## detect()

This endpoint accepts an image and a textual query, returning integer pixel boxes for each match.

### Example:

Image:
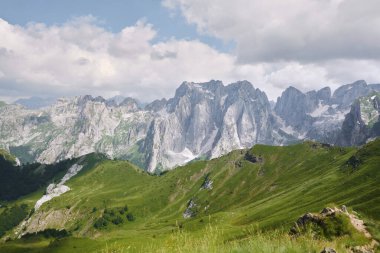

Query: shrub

[94,218,108,229]
[126,213,135,221]
[94,206,133,229]
[112,216,123,225]
[321,213,352,239]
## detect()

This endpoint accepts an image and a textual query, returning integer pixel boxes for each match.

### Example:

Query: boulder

[321,247,336,253]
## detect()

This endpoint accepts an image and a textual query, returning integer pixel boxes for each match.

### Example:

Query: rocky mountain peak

[76,95,106,107]
[2,79,380,172]
[332,80,370,107]
[274,86,307,126]
[145,98,168,112]
[316,87,331,102]
[174,80,223,97]
[119,97,139,111]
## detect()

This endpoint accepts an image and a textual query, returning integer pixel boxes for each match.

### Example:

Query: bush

[321,214,352,239]
[112,216,123,225]
[126,213,135,221]
[93,206,133,229]
[94,218,108,229]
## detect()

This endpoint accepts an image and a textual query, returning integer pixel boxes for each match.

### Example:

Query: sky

[0,0,380,102]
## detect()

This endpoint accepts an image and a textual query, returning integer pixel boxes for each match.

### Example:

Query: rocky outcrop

[292,206,378,253]
[321,248,336,253]
[201,174,213,190]
[183,199,198,219]
[35,164,83,210]
[291,206,350,235]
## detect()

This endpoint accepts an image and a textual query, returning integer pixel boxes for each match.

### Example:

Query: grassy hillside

[0,152,107,201]
[0,140,379,252]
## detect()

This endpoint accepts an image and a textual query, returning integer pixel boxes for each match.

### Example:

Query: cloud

[0,13,380,104]
[163,0,380,63]
[0,17,238,101]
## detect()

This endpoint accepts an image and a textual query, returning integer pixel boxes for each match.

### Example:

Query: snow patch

[281,125,297,135]
[220,95,228,105]
[166,148,197,168]
[15,157,21,166]
[34,164,83,210]
[308,102,330,117]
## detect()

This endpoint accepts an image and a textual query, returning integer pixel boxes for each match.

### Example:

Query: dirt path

[349,213,372,238]
[348,212,379,252]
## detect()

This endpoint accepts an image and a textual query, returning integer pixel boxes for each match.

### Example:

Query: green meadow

[0,139,379,252]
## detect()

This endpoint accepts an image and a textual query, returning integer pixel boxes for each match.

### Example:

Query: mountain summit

[0,80,379,172]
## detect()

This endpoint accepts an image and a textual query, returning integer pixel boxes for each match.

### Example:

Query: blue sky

[0,0,379,102]
[0,0,232,52]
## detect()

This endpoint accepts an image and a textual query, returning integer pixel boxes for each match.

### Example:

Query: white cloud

[163,0,380,63]
[0,12,380,103]
[0,17,238,101]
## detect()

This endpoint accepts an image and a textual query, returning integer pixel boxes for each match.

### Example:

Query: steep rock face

[332,80,373,108]
[0,96,153,164]
[274,80,380,143]
[0,80,287,172]
[142,80,286,172]
[1,80,380,172]
[274,85,335,140]
[336,93,380,146]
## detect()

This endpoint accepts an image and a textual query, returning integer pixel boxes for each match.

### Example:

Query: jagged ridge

[0,80,380,172]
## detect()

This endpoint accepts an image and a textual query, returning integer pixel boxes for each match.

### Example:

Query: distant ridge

[0,80,379,172]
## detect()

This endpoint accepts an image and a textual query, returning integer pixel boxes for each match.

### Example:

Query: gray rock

[336,93,380,146]
[1,80,380,173]
[320,207,335,216]
[351,246,374,253]
[201,175,213,190]
[183,199,197,219]
[321,247,337,253]
[332,80,371,108]
[275,80,380,145]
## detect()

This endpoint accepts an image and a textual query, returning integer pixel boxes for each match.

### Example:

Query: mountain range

[0,80,379,172]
